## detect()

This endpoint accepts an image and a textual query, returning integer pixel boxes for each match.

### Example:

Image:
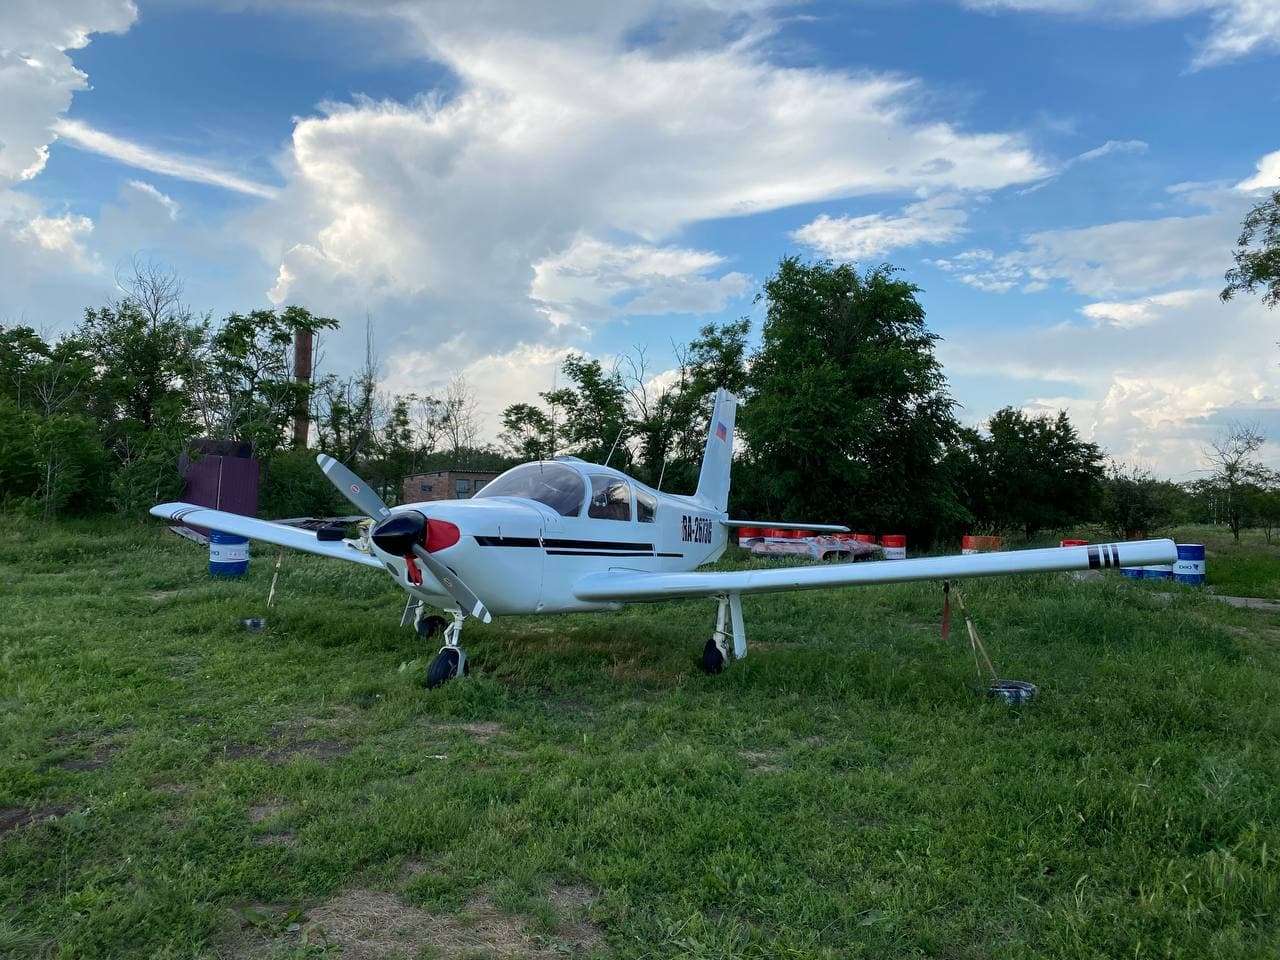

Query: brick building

[401,469,501,504]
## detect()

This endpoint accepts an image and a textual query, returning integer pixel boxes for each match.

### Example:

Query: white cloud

[125,180,179,219]
[1079,288,1202,328]
[244,13,1046,373]
[52,119,279,198]
[791,195,970,261]
[943,288,1280,475]
[1238,149,1280,191]
[19,212,98,271]
[935,180,1251,297]
[958,1,1280,69]
[530,236,751,330]
[0,0,137,182]
[1071,139,1149,165]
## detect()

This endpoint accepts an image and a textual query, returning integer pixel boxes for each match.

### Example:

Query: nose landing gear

[426,610,469,689]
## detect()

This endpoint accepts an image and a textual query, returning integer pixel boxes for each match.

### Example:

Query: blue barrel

[209,530,249,577]
[1174,543,1206,586]
[1120,567,1144,579]
[1142,564,1173,581]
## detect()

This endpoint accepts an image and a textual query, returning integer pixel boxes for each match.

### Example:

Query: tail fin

[694,388,736,512]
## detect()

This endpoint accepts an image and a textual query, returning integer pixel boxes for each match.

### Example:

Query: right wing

[151,502,384,570]
[574,539,1177,603]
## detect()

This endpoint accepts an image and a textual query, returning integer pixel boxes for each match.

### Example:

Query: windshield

[473,462,585,516]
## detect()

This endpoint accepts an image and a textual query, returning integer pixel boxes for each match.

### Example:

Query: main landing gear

[700,593,747,674]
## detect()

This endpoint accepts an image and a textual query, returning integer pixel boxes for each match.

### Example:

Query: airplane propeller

[316,454,491,623]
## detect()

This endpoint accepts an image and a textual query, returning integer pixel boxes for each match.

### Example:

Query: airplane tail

[693,388,737,513]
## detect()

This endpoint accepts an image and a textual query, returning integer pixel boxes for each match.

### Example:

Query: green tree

[195,306,338,455]
[736,258,965,540]
[1204,421,1267,542]
[499,402,556,461]
[1222,191,1280,309]
[983,407,1103,541]
[1098,462,1178,539]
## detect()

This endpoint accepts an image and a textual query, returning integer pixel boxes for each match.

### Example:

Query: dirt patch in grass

[248,802,286,822]
[418,719,505,743]
[0,803,73,834]
[49,741,119,772]
[251,833,296,847]
[219,739,352,764]
[228,887,607,959]
[740,750,784,774]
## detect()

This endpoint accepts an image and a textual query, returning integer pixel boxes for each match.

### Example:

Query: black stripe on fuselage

[473,536,541,548]
[1087,546,1100,569]
[544,538,653,551]
[546,549,655,557]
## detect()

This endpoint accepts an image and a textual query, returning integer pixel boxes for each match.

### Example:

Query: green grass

[2,518,1278,958]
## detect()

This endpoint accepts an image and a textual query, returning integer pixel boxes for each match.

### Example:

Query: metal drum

[1174,543,1206,586]
[881,534,906,560]
[209,529,250,577]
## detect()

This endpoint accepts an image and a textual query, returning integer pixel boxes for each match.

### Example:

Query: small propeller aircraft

[152,389,1178,687]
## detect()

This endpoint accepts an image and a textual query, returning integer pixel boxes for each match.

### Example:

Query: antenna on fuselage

[603,424,626,468]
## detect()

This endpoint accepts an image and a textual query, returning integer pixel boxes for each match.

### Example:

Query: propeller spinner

[316,454,491,623]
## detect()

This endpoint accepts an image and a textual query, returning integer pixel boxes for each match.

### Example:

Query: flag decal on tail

[715,421,728,441]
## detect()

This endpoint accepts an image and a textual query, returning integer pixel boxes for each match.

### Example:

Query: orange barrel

[766,528,788,539]
[853,533,877,543]
[963,535,1002,554]
[1060,538,1088,547]
[737,526,764,543]
[792,529,814,539]
[881,534,906,560]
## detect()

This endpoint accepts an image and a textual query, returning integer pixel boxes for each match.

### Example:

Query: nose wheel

[425,611,468,689]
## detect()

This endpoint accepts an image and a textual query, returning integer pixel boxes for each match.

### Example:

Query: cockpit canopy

[474,462,586,516]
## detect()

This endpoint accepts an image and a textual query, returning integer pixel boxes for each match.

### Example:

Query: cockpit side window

[473,462,585,516]
[635,487,657,523]
[588,475,632,521]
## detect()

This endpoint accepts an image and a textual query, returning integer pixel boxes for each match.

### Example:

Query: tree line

[2,234,1278,544]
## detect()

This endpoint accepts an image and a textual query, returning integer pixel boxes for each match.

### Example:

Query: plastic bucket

[1174,543,1206,586]
[209,530,249,577]
[881,534,906,560]
[1060,538,1088,548]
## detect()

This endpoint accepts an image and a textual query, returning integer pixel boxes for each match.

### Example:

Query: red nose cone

[425,518,460,552]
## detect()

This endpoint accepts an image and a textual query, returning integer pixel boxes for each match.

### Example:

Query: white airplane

[152,389,1178,687]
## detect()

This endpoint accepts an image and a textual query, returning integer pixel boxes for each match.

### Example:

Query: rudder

[694,388,736,512]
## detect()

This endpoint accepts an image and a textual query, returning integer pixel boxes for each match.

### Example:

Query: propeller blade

[411,544,492,623]
[317,453,391,519]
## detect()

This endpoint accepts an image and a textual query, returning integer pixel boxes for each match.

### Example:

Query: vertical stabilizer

[694,388,736,512]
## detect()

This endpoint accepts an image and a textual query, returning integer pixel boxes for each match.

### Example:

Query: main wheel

[426,647,466,688]
[416,615,448,639]
[700,637,726,675]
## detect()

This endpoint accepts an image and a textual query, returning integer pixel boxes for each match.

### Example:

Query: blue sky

[3,0,1279,477]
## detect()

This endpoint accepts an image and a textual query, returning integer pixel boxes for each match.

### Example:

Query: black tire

[416,615,447,639]
[700,637,725,675]
[426,648,465,688]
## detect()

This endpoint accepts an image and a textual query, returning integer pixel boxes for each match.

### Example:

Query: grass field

[2,519,1278,959]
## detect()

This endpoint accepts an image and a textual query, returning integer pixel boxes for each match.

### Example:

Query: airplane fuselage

[371,459,728,616]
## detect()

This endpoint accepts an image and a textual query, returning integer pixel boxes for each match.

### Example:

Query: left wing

[151,502,384,570]
[574,539,1177,602]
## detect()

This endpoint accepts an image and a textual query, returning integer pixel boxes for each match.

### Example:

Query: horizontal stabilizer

[573,539,1177,603]
[724,520,850,533]
[151,502,384,570]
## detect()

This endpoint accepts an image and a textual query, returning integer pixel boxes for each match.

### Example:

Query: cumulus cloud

[0,0,136,182]
[943,288,1280,474]
[959,0,1280,68]
[1238,149,1280,191]
[791,195,970,261]
[241,6,1047,405]
[530,237,752,331]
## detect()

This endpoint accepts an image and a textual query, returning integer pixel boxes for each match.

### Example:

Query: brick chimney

[292,328,314,448]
